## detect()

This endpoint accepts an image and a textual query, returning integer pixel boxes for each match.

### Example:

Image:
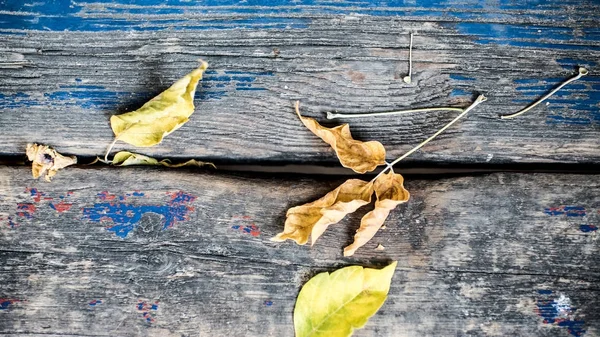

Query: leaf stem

[104,138,119,163]
[403,32,414,84]
[501,67,588,120]
[372,94,487,181]
[326,107,463,120]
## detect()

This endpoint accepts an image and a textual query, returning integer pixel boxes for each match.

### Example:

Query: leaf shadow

[101,59,168,119]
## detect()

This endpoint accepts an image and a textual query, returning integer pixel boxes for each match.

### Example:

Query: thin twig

[372,94,487,181]
[501,67,588,120]
[326,107,463,120]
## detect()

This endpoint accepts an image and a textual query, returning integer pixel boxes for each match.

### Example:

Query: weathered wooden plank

[0,167,598,336]
[1,1,599,166]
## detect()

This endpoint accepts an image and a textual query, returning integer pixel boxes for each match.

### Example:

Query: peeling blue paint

[579,224,598,233]
[449,74,476,81]
[544,206,586,217]
[535,292,586,337]
[511,74,600,126]
[450,88,472,97]
[82,191,196,238]
[0,69,273,110]
[2,0,599,33]
[557,58,597,70]
[455,22,600,51]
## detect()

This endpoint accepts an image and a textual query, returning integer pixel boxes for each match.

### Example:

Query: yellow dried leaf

[344,172,409,256]
[110,151,215,169]
[294,101,386,174]
[112,151,159,166]
[161,159,216,169]
[26,143,77,182]
[294,262,397,337]
[272,179,373,245]
[109,60,208,148]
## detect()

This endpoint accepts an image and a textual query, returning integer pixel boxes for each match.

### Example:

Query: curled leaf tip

[294,101,386,174]
[274,179,374,246]
[26,143,77,182]
[344,172,409,256]
[108,151,215,169]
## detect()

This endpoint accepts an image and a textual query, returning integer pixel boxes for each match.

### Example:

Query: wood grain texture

[0,166,598,336]
[1,0,599,166]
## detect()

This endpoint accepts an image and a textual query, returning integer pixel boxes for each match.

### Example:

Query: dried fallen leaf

[106,60,209,157]
[344,172,409,256]
[294,262,397,337]
[112,151,159,166]
[375,244,385,251]
[272,179,373,245]
[161,159,216,169]
[110,151,215,169]
[295,101,386,174]
[26,143,77,182]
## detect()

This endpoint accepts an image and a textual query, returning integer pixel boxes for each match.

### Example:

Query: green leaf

[294,262,397,337]
[110,151,215,169]
[106,60,208,158]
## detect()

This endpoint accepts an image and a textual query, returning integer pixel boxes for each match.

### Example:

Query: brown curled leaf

[110,151,215,169]
[26,143,77,182]
[294,101,386,174]
[272,179,374,245]
[344,172,410,256]
[108,60,208,151]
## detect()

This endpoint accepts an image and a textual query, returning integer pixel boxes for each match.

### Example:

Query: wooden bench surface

[1,1,600,336]
[1,0,599,166]
[0,168,598,336]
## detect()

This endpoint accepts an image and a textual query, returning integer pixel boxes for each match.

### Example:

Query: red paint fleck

[98,191,117,201]
[17,203,36,218]
[51,201,72,213]
[26,188,45,202]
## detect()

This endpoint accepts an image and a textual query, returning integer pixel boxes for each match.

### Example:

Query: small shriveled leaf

[272,179,373,245]
[344,172,410,256]
[294,262,397,337]
[26,143,77,182]
[161,159,216,169]
[110,151,215,169]
[112,151,159,166]
[294,101,386,174]
[109,60,208,148]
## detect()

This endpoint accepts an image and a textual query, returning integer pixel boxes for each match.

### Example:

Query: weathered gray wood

[0,167,598,336]
[1,1,599,166]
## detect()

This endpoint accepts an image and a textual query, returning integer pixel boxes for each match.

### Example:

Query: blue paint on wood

[82,191,196,238]
[449,74,476,81]
[535,292,586,337]
[556,58,597,70]
[0,92,40,109]
[511,74,600,126]
[546,116,592,126]
[0,69,273,110]
[449,88,472,97]
[558,320,587,337]
[544,206,586,217]
[455,22,600,51]
[2,0,599,33]
[579,224,598,233]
